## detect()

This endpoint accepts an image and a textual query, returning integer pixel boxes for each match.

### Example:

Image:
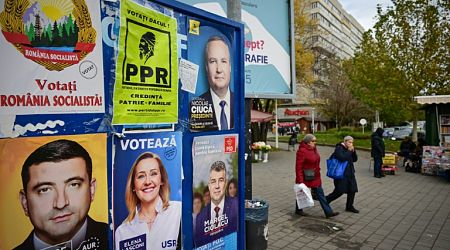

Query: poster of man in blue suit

[188,20,235,132]
[192,134,239,249]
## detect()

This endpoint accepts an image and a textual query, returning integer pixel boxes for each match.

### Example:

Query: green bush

[340,126,354,132]
[337,131,371,140]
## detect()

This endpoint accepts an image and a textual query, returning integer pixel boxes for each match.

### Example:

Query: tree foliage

[294,0,315,86]
[347,0,449,124]
[315,55,372,128]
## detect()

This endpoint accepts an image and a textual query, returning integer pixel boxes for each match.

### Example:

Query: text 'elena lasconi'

[120,136,177,150]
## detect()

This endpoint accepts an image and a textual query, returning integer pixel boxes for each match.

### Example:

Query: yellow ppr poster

[113,0,178,124]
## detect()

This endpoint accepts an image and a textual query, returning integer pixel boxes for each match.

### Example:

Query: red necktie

[214,206,220,227]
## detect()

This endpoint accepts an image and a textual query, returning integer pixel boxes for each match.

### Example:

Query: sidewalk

[251,143,450,250]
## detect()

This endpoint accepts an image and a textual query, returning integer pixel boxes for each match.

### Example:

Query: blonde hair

[125,152,170,222]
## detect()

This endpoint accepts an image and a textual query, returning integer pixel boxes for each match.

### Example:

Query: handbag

[303,169,315,181]
[293,183,314,209]
[326,155,348,180]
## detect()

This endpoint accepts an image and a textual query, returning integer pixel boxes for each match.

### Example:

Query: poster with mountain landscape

[0,0,105,115]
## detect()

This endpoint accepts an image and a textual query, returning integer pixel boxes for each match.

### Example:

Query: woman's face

[307,137,317,148]
[133,158,162,204]
[344,140,354,148]
[228,182,237,197]
[193,197,202,215]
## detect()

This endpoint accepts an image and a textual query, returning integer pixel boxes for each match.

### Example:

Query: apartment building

[297,0,365,102]
[283,0,365,132]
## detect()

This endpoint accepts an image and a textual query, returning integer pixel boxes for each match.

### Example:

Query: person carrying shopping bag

[326,136,360,213]
[295,134,339,218]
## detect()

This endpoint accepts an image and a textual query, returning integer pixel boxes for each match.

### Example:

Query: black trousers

[326,190,355,209]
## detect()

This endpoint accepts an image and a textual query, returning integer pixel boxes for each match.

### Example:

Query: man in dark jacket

[371,128,385,178]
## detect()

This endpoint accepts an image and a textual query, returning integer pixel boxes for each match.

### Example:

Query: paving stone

[253,144,450,250]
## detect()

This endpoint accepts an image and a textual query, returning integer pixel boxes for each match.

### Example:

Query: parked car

[391,127,412,140]
[383,127,395,138]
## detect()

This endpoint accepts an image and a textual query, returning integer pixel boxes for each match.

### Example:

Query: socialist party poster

[0,0,105,115]
[192,134,239,249]
[113,131,182,250]
[113,0,178,125]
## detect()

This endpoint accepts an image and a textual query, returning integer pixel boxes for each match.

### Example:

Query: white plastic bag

[294,183,314,209]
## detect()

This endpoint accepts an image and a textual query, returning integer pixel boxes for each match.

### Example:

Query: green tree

[26,24,35,42]
[348,0,449,126]
[293,0,315,88]
[316,55,372,128]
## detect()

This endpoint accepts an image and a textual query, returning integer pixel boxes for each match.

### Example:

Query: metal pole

[275,100,279,148]
[312,108,315,133]
[226,0,251,200]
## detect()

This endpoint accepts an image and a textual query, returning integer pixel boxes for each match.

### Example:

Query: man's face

[133,158,162,204]
[205,40,231,96]
[208,169,226,205]
[139,39,154,60]
[20,158,95,245]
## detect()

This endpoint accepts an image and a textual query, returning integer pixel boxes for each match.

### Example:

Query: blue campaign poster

[192,134,239,249]
[113,131,182,250]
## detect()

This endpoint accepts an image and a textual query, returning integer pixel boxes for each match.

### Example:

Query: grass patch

[268,132,401,152]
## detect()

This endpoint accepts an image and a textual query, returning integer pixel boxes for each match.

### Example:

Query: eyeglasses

[311,140,317,142]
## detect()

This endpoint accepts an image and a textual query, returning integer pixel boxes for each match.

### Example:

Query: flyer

[192,134,239,249]
[113,0,178,125]
[0,133,108,250]
[0,0,105,115]
[187,18,235,132]
[113,131,182,250]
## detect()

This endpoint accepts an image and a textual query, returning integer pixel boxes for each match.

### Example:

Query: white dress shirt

[210,88,231,130]
[115,197,181,250]
[210,197,225,220]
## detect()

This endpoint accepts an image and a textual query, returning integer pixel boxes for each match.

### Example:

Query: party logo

[0,0,96,71]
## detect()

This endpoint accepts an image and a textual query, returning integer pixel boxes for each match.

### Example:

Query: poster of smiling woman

[0,133,108,250]
[113,131,182,250]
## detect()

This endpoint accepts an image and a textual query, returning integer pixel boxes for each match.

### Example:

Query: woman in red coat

[295,134,339,218]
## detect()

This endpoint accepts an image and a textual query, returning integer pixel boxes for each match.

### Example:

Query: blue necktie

[219,100,228,130]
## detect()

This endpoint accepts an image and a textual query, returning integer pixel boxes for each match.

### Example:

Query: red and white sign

[224,136,237,153]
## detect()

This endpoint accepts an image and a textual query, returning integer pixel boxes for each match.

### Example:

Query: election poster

[181,0,293,98]
[0,0,105,115]
[192,134,239,249]
[113,0,178,125]
[187,19,235,132]
[113,131,182,250]
[0,133,108,250]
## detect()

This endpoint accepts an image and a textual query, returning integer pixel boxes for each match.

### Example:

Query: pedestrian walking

[288,132,298,151]
[326,136,359,213]
[371,128,385,178]
[295,134,339,218]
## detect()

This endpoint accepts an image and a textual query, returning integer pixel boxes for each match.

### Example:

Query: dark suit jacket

[199,89,234,130]
[14,216,108,250]
[194,196,238,247]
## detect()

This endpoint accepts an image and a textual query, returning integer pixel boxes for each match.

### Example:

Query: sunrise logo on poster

[122,18,172,88]
[0,0,96,71]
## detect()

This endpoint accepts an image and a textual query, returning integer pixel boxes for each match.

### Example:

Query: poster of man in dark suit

[189,33,235,132]
[0,135,108,250]
[194,160,238,248]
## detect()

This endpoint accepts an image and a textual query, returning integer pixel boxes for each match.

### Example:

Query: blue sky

[340,0,393,30]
